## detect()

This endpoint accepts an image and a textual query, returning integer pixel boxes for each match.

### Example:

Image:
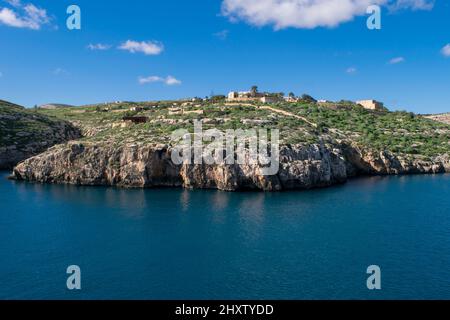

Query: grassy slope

[0,101,71,147]
[36,100,450,160]
[276,102,450,158]
[0,99,25,110]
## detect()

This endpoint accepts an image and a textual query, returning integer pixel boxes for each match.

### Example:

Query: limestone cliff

[11,142,449,191]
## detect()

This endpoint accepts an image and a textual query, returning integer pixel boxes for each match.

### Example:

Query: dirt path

[224,103,317,127]
[257,105,317,127]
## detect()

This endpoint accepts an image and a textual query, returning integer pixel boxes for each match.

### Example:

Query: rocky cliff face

[11,142,449,191]
[0,104,82,169]
[342,143,450,175]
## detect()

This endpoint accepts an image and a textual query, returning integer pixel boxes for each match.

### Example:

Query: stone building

[227,90,282,103]
[356,100,385,111]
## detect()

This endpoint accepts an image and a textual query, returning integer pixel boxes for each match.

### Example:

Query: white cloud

[118,40,164,55]
[389,0,434,11]
[346,67,357,74]
[214,29,229,40]
[0,7,29,28]
[24,4,49,23]
[165,76,182,85]
[441,44,450,57]
[221,0,434,30]
[139,75,181,86]
[87,43,111,50]
[389,56,405,64]
[5,0,22,7]
[0,2,51,30]
[139,76,163,84]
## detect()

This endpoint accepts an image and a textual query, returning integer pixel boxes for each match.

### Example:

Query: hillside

[11,99,450,191]
[0,99,25,109]
[35,100,450,160]
[38,103,76,110]
[0,101,81,169]
[424,113,450,125]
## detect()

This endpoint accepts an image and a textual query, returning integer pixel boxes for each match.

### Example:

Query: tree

[250,85,258,97]
[301,94,317,103]
[288,92,296,98]
[211,95,226,103]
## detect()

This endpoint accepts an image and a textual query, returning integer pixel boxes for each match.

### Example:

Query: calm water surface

[0,171,449,299]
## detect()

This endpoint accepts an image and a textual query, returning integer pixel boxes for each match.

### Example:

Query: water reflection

[236,193,267,243]
[209,192,231,224]
[179,189,191,212]
[209,192,231,212]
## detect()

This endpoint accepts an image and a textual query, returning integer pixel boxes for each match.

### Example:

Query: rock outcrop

[11,142,449,191]
[0,103,81,169]
[341,143,449,175]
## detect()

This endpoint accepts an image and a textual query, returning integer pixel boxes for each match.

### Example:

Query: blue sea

[0,171,449,300]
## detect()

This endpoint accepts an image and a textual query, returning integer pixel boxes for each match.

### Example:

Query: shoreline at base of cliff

[10,142,450,192]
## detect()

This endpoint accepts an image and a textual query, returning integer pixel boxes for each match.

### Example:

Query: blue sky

[0,0,449,113]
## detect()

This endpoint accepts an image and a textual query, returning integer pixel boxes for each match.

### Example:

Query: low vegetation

[33,99,450,159]
[0,102,74,147]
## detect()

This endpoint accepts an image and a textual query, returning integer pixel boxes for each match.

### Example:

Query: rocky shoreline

[10,142,450,191]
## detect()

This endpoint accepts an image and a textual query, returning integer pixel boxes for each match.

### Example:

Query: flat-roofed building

[356,100,385,111]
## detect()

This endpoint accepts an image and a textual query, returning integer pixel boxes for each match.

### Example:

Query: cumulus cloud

[87,43,111,50]
[221,0,434,30]
[118,40,164,55]
[139,75,181,86]
[441,44,450,57]
[0,1,51,30]
[0,8,24,28]
[388,57,405,64]
[165,75,182,85]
